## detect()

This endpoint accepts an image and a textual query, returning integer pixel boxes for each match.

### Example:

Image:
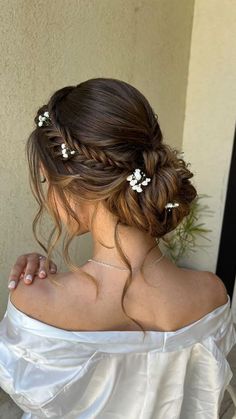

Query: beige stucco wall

[1,0,235,320]
[179,0,236,276]
[177,0,236,320]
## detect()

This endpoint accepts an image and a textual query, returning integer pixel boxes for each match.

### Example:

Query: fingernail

[50,269,56,273]
[39,270,46,278]
[8,281,16,289]
[25,274,32,282]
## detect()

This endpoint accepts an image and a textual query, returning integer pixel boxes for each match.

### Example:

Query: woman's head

[27,77,196,235]
[26,77,197,337]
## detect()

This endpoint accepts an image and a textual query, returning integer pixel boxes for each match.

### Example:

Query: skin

[7,168,228,332]
[8,202,163,288]
[8,169,163,290]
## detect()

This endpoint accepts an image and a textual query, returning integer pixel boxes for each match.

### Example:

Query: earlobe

[39,163,49,183]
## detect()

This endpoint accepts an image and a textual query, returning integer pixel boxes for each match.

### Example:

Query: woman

[1,77,236,418]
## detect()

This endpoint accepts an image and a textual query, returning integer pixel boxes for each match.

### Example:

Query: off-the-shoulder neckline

[7,294,231,335]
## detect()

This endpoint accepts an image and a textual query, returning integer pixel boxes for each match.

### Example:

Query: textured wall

[0,0,194,319]
[180,0,236,279]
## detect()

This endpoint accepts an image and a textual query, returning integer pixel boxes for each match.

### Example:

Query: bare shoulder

[9,270,95,329]
[204,270,228,305]
[195,270,228,310]
[9,273,54,320]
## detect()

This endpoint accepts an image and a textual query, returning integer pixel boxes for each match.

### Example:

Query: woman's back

[9,255,228,333]
[75,257,228,333]
[2,262,235,419]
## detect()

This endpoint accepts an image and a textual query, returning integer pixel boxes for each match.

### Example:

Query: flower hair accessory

[38,111,51,127]
[165,202,179,213]
[126,168,151,193]
[61,143,76,159]
[37,110,76,159]
[165,202,179,209]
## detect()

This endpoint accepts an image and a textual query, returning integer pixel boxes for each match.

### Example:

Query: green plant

[161,194,214,264]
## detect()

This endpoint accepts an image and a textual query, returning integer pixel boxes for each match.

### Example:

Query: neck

[91,226,162,270]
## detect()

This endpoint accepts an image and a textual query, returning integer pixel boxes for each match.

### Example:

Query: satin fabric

[0,294,235,419]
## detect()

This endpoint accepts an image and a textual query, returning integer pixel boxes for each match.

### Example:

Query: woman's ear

[40,176,47,183]
[39,164,48,182]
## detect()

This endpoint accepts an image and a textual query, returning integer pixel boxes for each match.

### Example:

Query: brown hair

[26,77,197,341]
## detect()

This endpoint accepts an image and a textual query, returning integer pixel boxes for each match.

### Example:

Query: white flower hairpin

[61,143,76,159]
[126,168,151,193]
[126,168,180,211]
[38,111,51,127]
[165,201,179,213]
[165,202,179,209]
[37,110,77,159]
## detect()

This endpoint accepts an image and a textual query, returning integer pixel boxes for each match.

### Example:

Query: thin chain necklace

[87,244,165,272]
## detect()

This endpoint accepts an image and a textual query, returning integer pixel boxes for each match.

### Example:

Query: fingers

[8,254,28,289]
[23,254,57,283]
[8,253,57,290]
[23,253,41,285]
[38,256,57,279]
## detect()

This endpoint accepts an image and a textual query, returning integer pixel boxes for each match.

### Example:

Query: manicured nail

[50,268,56,273]
[8,281,16,289]
[25,274,32,282]
[39,270,46,278]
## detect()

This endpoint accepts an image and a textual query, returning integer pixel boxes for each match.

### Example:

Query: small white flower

[132,184,142,192]
[135,173,142,180]
[165,202,179,209]
[38,111,50,127]
[59,143,76,159]
[127,169,152,193]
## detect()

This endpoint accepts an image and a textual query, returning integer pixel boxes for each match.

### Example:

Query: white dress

[0,293,235,419]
